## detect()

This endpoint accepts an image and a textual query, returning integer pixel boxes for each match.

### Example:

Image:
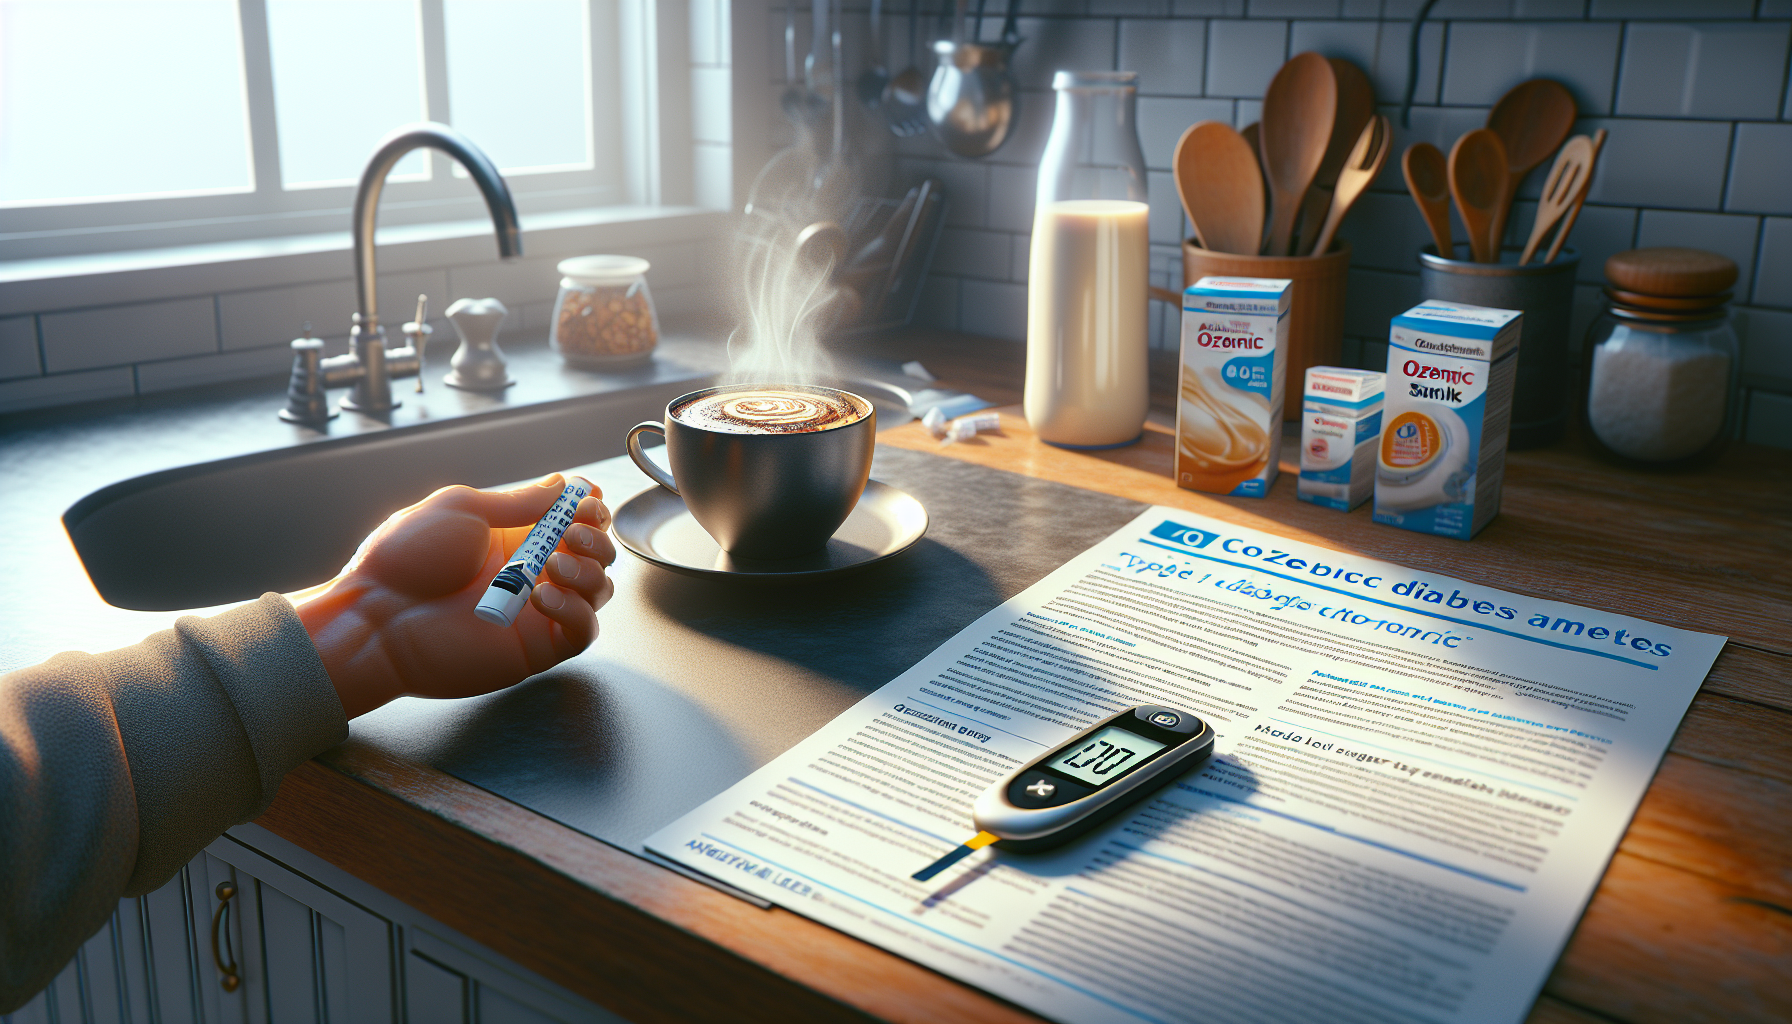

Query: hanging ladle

[924,0,1021,158]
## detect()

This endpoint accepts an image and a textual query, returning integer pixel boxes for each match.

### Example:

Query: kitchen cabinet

[5,830,625,1024]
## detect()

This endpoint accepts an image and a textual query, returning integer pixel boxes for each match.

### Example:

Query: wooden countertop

[258,329,1792,1024]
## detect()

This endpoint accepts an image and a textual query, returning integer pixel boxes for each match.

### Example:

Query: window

[0,0,623,260]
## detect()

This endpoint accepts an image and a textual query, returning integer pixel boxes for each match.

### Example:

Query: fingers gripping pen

[474,478,592,627]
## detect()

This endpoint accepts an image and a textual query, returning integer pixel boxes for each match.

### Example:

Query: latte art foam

[673,387,867,434]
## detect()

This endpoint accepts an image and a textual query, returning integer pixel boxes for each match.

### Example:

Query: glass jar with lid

[550,255,659,368]
[1582,247,1740,466]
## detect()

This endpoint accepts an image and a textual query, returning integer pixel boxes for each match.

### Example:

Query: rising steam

[725,210,852,385]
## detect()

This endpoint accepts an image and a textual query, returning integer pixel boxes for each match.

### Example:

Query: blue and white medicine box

[1374,301,1523,540]
[1298,367,1385,511]
[1177,276,1293,498]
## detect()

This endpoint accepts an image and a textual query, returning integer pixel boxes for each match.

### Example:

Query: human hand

[289,474,617,718]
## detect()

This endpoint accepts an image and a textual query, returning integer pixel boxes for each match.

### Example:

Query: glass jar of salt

[1582,248,1740,466]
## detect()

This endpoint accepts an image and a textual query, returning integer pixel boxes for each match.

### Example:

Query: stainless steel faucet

[282,123,522,423]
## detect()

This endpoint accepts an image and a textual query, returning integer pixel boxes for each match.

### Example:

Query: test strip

[474,477,592,627]
[911,830,999,883]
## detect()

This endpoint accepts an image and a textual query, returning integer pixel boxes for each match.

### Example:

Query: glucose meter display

[1046,727,1168,787]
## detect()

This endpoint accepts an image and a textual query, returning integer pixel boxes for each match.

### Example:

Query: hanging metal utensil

[884,2,929,137]
[924,0,1021,158]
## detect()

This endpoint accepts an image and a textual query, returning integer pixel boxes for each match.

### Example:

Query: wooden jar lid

[1605,247,1738,297]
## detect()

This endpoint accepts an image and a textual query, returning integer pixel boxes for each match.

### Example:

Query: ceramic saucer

[613,480,928,581]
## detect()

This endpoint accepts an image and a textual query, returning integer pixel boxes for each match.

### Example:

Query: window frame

[0,0,631,262]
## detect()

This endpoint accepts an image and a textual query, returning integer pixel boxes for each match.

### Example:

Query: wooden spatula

[1449,129,1509,263]
[1310,115,1389,258]
[1297,58,1375,256]
[1487,78,1577,247]
[1260,53,1336,256]
[1543,128,1607,265]
[1174,121,1266,256]
[1403,142,1454,258]
[1519,134,1595,265]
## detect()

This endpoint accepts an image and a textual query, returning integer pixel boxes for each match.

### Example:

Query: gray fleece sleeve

[0,593,347,1013]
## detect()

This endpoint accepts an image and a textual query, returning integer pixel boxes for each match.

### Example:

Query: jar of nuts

[550,255,660,368]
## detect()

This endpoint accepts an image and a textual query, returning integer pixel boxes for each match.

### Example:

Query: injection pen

[474,476,593,627]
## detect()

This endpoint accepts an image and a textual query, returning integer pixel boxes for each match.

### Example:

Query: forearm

[0,595,346,1011]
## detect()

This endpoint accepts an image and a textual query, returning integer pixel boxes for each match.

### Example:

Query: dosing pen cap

[474,582,531,627]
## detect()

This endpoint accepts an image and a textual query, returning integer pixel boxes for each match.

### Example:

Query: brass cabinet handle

[210,881,241,992]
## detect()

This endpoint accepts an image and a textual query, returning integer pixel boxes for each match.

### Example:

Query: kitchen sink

[64,379,706,611]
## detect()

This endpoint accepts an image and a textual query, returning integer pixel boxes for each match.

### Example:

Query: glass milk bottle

[1025,71,1150,448]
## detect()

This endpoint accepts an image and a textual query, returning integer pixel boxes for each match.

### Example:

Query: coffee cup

[625,384,876,559]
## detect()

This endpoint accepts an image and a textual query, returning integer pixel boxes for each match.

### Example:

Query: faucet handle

[279,326,340,424]
[402,294,433,393]
[443,297,515,391]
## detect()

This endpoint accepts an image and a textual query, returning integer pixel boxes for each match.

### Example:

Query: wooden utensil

[1403,142,1454,257]
[1544,128,1606,265]
[1486,78,1576,249]
[1309,115,1389,259]
[1449,129,1509,263]
[1297,58,1375,257]
[1259,52,1336,256]
[1519,134,1595,265]
[1174,121,1265,256]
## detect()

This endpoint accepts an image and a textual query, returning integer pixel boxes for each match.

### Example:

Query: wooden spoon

[1486,78,1576,248]
[1403,142,1454,257]
[1544,128,1607,265]
[1519,134,1595,265]
[1174,121,1265,256]
[1259,52,1336,256]
[1310,115,1389,258]
[1450,129,1509,263]
[1297,58,1375,256]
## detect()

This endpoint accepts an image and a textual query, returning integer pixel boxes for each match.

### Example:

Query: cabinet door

[401,930,623,1024]
[202,839,397,1024]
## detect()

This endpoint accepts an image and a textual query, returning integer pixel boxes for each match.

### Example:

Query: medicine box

[1176,276,1292,498]
[1374,300,1522,540]
[1298,367,1384,511]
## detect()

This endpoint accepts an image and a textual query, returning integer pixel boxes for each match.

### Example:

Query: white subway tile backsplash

[1287,20,1376,85]
[1138,97,1235,169]
[988,164,1039,233]
[1148,170,1186,245]
[1233,98,1264,128]
[1120,19,1208,97]
[1590,0,1755,17]
[959,280,1027,341]
[1174,0,1245,15]
[219,279,353,352]
[1745,389,1792,448]
[914,275,960,330]
[1249,0,1340,17]
[1726,123,1792,216]
[1337,191,1437,272]
[40,297,218,374]
[1636,209,1760,300]
[991,89,1055,169]
[931,228,1015,280]
[0,316,39,380]
[0,367,135,414]
[446,258,567,310]
[1372,104,1491,194]
[1512,0,1585,17]
[135,345,294,395]
[1556,204,1639,284]
[1753,218,1792,308]
[1739,306,1792,387]
[1205,20,1289,98]
[1012,234,1033,282]
[1010,17,1117,93]
[1584,118,1731,209]
[1442,22,1622,114]
[1616,22,1791,121]
[1362,19,1443,107]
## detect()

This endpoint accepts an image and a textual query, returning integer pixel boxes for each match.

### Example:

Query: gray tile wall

[797,1,1792,449]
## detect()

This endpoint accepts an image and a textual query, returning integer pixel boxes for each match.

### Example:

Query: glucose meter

[912,705,1214,881]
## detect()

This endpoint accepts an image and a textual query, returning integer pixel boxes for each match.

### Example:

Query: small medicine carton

[1176,276,1292,498]
[1374,300,1522,540]
[1298,366,1385,511]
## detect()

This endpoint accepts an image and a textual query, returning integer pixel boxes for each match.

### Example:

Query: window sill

[0,204,727,317]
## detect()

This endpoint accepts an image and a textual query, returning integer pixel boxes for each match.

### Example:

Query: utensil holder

[1419,245,1579,449]
[1179,239,1351,422]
